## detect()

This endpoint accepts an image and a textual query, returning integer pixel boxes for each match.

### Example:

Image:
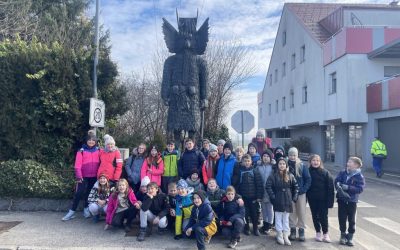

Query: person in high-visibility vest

[370,137,387,178]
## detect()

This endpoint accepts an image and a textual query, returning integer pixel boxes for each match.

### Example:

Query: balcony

[366,75,400,113]
[323,26,400,65]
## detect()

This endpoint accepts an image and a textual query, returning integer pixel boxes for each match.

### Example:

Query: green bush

[0,160,74,199]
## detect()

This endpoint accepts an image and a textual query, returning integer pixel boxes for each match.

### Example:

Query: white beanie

[256,129,265,138]
[141,176,151,187]
[103,134,115,145]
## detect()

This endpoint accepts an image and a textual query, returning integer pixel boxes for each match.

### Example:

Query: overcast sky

[90,0,388,141]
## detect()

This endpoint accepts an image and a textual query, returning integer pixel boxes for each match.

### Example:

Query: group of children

[62,129,365,249]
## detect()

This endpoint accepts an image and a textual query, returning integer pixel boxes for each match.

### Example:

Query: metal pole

[92,0,100,135]
[241,110,244,148]
[93,0,100,99]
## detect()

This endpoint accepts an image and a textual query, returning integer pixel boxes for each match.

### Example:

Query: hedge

[0,159,74,199]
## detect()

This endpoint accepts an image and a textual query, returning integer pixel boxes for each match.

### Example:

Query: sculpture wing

[195,18,209,55]
[162,18,179,53]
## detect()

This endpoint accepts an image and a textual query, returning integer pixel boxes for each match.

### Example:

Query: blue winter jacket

[288,160,311,195]
[125,154,145,185]
[185,199,214,231]
[250,153,261,166]
[215,154,236,190]
[334,169,365,203]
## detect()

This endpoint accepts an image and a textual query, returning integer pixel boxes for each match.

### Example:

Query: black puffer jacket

[266,172,298,213]
[141,192,169,218]
[178,149,205,179]
[307,167,334,208]
[232,164,264,200]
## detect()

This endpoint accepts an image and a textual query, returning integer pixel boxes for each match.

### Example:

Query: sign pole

[92,0,100,136]
[241,110,244,148]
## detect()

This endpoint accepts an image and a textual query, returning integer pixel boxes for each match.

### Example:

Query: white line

[328,217,399,250]
[364,217,400,236]
[306,200,375,208]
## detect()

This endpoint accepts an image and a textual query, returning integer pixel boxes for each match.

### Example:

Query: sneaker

[289,228,296,241]
[298,228,305,241]
[62,210,75,221]
[228,239,238,248]
[323,233,332,243]
[137,228,146,241]
[83,207,91,218]
[340,233,348,245]
[315,232,323,242]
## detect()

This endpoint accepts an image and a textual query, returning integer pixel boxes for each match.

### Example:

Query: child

[137,182,169,241]
[174,179,194,240]
[205,178,225,212]
[273,146,286,162]
[125,143,147,192]
[215,142,236,190]
[287,147,311,241]
[247,143,261,166]
[97,134,123,184]
[217,139,226,157]
[87,173,111,223]
[234,146,244,163]
[136,176,151,205]
[167,182,178,231]
[202,144,220,185]
[256,150,274,234]
[232,154,263,236]
[201,139,210,159]
[306,154,334,243]
[62,133,100,221]
[218,186,245,249]
[186,168,204,191]
[161,141,179,193]
[104,178,140,231]
[141,145,164,187]
[334,157,365,247]
[184,190,217,250]
[266,157,299,245]
[251,129,272,154]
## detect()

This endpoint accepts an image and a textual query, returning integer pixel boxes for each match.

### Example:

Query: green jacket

[162,149,179,177]
[370,139,387,157]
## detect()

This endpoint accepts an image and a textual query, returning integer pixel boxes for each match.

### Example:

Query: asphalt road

[0,176,399,250]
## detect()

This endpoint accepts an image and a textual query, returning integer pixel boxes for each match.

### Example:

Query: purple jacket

[334,169,365,203]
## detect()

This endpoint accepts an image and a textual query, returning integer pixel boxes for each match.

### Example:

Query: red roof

[286,2,400,44]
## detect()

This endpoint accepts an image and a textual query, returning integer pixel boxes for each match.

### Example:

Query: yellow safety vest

[370,140,387,157]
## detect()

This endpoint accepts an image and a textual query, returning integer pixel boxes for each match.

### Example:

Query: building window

[282,31,286,46]
[300,45,305,63]
[274,69,278,83]
[384,66,400,77]
[329,72,337,94]
[290,89,294,108]
[291,53,296,70]
[259,107,262,119]
[302,85,308,103]
[276,129,291,138]
[282,96,286,111]
[268,104,271,115]
[348,125,363,158]
[267,131,273,138]
[282,62,286,77]
[270,74,273,86]
[275,100,279,113]
[325,125,335,162]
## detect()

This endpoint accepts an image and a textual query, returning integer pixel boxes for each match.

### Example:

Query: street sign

[89,98,105,127]
[231,110,254,133]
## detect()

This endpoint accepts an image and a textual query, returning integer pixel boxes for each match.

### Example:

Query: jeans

[71,177,97,211]
[261,202,274,224]
[372,157,383,175]
[275,212,290,233]
[221,218,245,239]
[191,226,207,250]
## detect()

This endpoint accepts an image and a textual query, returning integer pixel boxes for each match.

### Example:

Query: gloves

[292,194,298,203]
[341,184,349,191]
[220,220,229,226]
[174,234,183,240]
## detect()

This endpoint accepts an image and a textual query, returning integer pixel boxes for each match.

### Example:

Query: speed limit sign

[89,98,105,127]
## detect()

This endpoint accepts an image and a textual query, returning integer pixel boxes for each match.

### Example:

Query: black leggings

[71,177,97,211]
[111,206,138,227]
[338,200,357,234]
[308,199,329,234]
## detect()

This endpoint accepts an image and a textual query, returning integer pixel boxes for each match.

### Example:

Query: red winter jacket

[106,188,138,225]
[74,147,100,179]
[140,155,164,186]
[97,149,123,181]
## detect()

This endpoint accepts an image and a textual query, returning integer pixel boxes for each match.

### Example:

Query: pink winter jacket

[74,147,100,179]
[140,156,164,186]
[106,188,138,225]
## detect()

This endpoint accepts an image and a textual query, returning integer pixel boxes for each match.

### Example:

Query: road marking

[364,217,400,235]
[328,217,399,250]
[306,200,375,208]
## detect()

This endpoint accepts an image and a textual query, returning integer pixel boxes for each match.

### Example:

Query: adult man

[370,137,387,178]
[178,139,205,180]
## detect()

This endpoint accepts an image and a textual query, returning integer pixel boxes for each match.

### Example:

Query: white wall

[344,9,400,27]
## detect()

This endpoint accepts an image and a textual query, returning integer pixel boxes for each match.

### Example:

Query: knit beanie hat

[103,134,115,145]
[217,139,226,146]
[209,144,217,152]
[223,142,233,151]
[256,129,265,138]
[193,190,207,202]
[177,179,189,189]
[140,176,151,187]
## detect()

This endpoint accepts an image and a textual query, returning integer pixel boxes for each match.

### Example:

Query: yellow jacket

[370,139,387,157]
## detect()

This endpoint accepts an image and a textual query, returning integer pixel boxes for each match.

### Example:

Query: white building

[258,3,400,173]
